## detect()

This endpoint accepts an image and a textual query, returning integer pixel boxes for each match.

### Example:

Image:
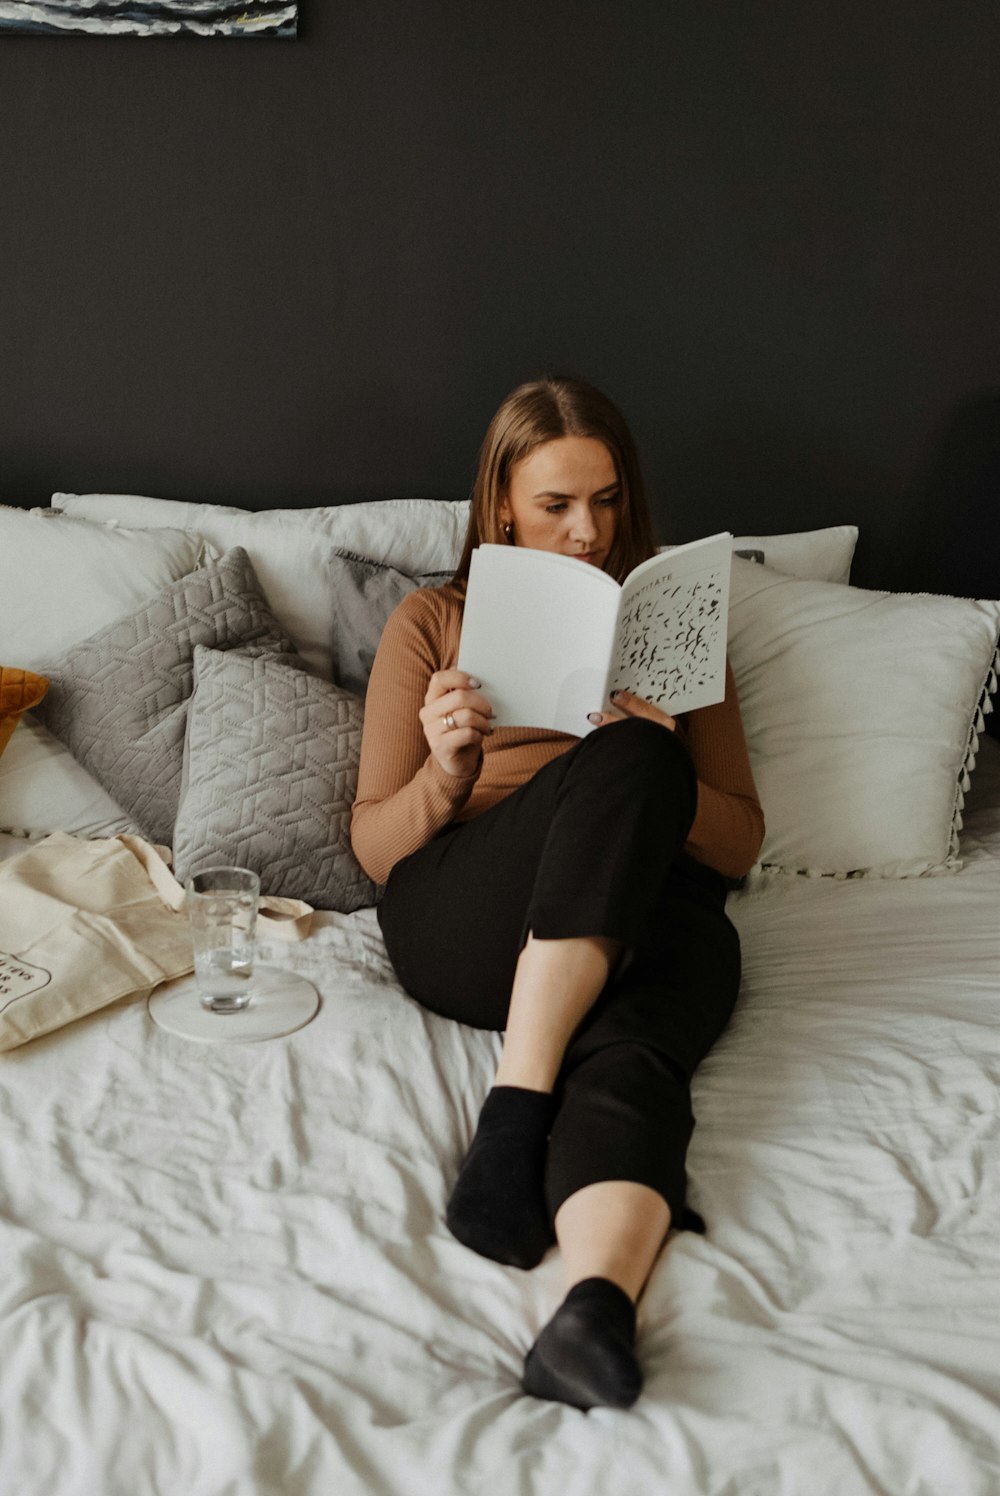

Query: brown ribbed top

[351,585,765,886]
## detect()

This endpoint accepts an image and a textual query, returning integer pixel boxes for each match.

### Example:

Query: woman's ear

[498,495,512,525]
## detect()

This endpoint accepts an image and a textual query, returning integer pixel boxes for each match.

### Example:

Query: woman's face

[499,435,620,568]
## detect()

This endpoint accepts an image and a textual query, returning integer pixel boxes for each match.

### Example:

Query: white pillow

[0,508,212,839]
[52,493,470,574]
[661,526,857,584]
[0,717,135,839]
[0,507,212,673]
[728,559,1000,877]
[50,494,471,677]
[731,525,857,584]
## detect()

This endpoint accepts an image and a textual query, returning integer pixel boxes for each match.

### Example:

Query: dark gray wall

[2,2,999,593]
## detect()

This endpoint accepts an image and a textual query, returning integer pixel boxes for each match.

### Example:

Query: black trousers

[377,718,742,1226]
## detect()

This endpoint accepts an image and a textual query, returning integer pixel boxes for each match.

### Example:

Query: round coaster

[148,965,320,1044]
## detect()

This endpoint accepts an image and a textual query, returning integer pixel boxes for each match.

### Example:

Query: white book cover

[457,532,732,734]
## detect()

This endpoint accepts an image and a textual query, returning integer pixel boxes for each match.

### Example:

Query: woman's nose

[569,505,598,541]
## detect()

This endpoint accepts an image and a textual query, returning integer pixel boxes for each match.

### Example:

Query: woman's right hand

[420,670,495,778]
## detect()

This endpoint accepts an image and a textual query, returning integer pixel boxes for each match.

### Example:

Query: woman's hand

[587,687,677,733]
[420,670,496,778]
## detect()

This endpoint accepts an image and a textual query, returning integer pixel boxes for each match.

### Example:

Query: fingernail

[610,689,624,701]
[468,677,481,689]
[587,712,603,724]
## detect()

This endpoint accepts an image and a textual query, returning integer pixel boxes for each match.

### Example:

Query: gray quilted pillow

[35,548,294,845]
[329,551,454,698]
[172,647,377,913]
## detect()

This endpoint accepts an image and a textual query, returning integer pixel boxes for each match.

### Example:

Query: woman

[351,376,764,1412]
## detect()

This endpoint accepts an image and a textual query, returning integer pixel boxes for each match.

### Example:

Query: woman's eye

[598,494,621,508]
[545,503,568,514]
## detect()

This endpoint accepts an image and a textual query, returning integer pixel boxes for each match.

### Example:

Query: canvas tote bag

[0,832,313,1052]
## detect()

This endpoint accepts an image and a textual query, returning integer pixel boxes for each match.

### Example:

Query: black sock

[445,1085,557,1269]
[522,1277,642,1411]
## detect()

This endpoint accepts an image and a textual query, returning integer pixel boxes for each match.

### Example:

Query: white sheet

[2,745,1000,1495]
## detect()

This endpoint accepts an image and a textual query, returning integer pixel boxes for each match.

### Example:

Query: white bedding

[3,746,1000,1495]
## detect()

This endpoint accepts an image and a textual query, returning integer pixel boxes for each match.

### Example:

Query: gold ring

[443,712,457,731]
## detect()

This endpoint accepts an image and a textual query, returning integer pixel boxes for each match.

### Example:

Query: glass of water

[186,866,260,1013]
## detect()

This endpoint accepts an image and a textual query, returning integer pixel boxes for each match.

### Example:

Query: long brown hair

[452,376,658,586]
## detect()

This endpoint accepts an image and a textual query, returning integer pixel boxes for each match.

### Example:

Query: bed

[1,495,999,1495]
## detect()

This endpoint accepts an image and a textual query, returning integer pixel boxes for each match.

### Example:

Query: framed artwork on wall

[0,2,297,36]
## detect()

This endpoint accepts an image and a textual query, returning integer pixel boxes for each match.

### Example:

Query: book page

[457,546,619,733]
[606,532,732,714]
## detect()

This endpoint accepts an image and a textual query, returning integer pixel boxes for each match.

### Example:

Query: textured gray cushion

[172,647,377,912]
[35,548,294,845]
[330,551,453,697]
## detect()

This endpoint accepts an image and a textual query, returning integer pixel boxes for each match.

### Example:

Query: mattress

[2,743,1000,1495]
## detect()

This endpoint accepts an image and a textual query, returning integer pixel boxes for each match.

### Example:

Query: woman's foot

[522,1277,642,1410]
[445,1086,556,1269]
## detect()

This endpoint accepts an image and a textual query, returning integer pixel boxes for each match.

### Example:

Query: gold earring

[503,522,513,540]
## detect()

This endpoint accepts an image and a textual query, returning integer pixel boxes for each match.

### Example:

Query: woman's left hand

[587,687,677,733]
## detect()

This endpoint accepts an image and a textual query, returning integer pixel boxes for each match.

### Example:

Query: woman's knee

[582,715,691,772]
[572,717,697,819]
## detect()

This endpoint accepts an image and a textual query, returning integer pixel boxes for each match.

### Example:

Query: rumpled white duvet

[3,749,1000,1496]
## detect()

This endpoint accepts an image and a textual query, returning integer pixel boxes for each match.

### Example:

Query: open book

[457,532,732,734]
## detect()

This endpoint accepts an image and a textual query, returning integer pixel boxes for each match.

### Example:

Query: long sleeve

[678,660,765,879]
[350,589,481,885]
